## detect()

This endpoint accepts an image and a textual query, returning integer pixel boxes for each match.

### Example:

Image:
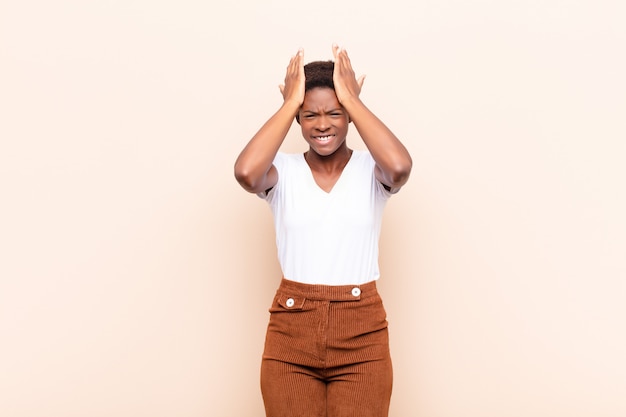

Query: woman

[234,44,412,417]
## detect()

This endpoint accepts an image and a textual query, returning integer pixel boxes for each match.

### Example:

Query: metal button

[351,287,361,297]
[285,298,295,308]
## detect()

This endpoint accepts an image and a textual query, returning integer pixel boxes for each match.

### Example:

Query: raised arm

[234,49,305,194]
[332,45,412,192]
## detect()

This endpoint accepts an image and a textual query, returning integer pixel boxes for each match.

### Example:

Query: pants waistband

[278,277,379,301]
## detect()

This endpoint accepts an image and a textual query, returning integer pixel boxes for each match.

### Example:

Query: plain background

[1,1,625,416]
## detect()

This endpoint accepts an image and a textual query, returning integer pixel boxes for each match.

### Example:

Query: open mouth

[313,134,335,142]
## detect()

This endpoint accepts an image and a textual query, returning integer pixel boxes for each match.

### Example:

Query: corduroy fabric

[260,278,393,417]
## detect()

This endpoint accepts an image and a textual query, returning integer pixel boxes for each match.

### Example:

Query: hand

[278,48,305,106]
[332,44,366,104]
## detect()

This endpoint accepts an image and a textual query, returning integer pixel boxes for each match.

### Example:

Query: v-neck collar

[300,151,355,195]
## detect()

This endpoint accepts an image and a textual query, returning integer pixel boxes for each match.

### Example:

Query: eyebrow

[300,108,344,114]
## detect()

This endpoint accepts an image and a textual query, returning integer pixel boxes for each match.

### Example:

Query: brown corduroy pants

[260,278,393,417]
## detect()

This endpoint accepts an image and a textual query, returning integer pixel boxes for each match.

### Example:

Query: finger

[296,48,304,71]
[339,48,352,70]
[288,48,303,76]
[332,43,339,60]
[288,50,298,65]
[357,74,366,89]
[334,44,350,70]
[333,46,349,77]
[289,52,298,72]
[335,50,351,76]
[288,48,301,68]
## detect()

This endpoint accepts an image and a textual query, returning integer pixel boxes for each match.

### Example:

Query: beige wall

[1,1,625,416]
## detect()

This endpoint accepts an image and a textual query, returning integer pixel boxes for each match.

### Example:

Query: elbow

[234,164,258,193]
[388,158,413,188]
[377,158,412,190]
[234,162,271,194]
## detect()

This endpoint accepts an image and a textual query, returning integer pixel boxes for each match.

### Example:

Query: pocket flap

[277,295,306,310]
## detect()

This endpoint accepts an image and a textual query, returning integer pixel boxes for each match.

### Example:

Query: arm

[234,49,305,194]
[332,45,412,192]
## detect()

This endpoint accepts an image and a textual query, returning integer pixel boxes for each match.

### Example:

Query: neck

[305,146,353,172]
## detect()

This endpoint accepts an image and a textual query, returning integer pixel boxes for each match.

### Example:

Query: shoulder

[350,149,376,169]
[352,150,396,197]
[273,152,304,170]
[258,152,304,200]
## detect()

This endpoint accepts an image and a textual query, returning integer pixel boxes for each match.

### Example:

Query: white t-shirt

[261,150,392,285]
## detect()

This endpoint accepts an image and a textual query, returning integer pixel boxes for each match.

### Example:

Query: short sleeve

[256,152,287,200]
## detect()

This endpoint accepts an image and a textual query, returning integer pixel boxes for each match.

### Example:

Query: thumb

[357,75,366,90]
[278,84,285,96]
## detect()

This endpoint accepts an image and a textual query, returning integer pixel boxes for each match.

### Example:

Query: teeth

[316,135,332,142]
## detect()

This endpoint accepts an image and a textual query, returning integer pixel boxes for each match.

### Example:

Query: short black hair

[304,60,334,92]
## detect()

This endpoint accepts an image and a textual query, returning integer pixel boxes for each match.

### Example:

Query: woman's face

[298,87,350,157]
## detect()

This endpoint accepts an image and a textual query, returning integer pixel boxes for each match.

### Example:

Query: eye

[303,114,315,119]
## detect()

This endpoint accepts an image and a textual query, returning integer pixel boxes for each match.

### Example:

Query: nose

[315,115,331,132]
